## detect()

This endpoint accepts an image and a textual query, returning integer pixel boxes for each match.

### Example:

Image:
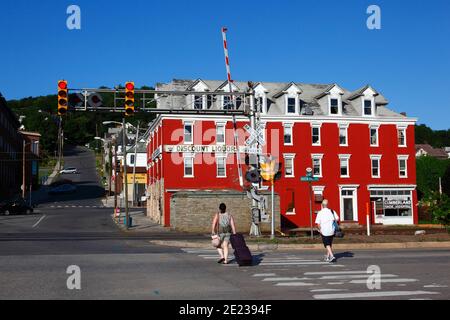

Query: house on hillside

[415,144,448,160]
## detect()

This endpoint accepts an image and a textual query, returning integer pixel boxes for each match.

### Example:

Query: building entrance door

[340,187,358,222]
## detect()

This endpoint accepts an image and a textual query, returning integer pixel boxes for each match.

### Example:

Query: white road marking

[314,291,439,300]
[276,282,318,287]
[262,259,319,263]
[350,278,418,284]
[260,262,329,266]
[262,277,311,282]
[32,215,46,228]
[253,273,277,277]
[319,274,398,280]
[311,289,349,293]
[328,282,345,285]
[424,284,448,288]
[305,271,369,275]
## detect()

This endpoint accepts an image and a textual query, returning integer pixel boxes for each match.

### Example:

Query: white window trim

[397,125,407,148]
[329,96,342,116]
[216,154,227,178]
[398,155,409,179]
[183,121,194,145]
[183,154,195,178]
[339,154,351,178]
[369,124,380,147]
[283,122,294,146]
[311,123,322,146]
[216,122,226,145]
[362,96,376,117]
[338,123,349,146]
[312,154,324,178]
[192,94,205,110]
[283,153,296,178]
[285,95,299,115]
[370,155,382,178]
[255,94,267,114]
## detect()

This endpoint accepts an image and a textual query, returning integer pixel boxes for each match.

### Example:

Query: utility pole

[114,138,118,212]
[123,118,130,228]
[22,140,26,199]
[132,122,140,207]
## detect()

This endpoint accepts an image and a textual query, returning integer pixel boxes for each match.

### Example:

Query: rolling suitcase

[230,234,253,266]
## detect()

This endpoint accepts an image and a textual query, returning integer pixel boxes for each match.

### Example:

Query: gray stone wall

[170,190,280,233]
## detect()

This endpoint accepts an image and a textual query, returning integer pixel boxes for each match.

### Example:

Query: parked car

[48,184,77,195]
[60,167,79,174]
[0,198,34,216]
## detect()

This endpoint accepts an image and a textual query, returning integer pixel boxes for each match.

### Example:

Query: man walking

[315,199,339,263]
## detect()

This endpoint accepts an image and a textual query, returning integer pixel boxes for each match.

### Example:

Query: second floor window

[371,157,381,178]
[398,128,406,146]
[312,126,321,145]
[284,156,295,177]
[217,157,226,178]
[184,157,194,177]
[216,123,225,144]
[312,155,323,177]
[398,157,408,178]
[339,126,348,146]
[339,156,350,178]
[370,127,378,146]
[284,125,293,145]
[184,122,193,144]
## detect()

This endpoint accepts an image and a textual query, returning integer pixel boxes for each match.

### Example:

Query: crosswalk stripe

[305,271,369,275]
[262,277,310,282]
[311,289,349,293]
[350,278,418,284]
[319,274,397,280]
[275,282,318,287]
[260,262,329,266]
[313,291,439,300]
[253,273,277,277]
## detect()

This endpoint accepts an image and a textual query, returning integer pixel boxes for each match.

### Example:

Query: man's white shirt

[315,208,339,237]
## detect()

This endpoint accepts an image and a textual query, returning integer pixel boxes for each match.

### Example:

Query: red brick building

[146,80,418,231]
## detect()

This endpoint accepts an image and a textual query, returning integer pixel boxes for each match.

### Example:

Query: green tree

[425,192,450,228]
[443,164,450,197]
[416,157,450,199]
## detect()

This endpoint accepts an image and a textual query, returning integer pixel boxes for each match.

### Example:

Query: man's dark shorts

[321,235,334,248]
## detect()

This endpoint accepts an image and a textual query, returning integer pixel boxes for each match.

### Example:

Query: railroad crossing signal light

[57,80,68,116]
[125,82,135,116]
[260,159,278,182]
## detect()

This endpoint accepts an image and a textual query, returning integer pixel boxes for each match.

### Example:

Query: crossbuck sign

[244,124,266,146]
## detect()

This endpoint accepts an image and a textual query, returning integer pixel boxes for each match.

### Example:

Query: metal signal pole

[132,122,140,207]
[123,118,130,228]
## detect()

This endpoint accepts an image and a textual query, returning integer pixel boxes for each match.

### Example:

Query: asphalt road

[0,146,449,300]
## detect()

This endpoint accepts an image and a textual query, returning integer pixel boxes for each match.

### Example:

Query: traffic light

[125,82,135,116]
[57,80,68,116]
[260,158,278,182]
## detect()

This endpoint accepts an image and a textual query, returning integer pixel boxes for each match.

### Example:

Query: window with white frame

[370,125,379,146]
[256,96,266,114]
[184,122,193,144]
[364,99,373,116]
[216,123,226,145]
[223,96,232,110]
[398,155,408,178]
[370,155,381,178]
[283,123,293,145]
[287,97,296,114]
[312,154,323,177]
[330,98,339,115]
[193,95,203,110]
[216,156,226,178]
[397,127,407,147]
[312,124,321,146]
[184,156,194,177]
[284,154,295,177]
[339,124,348,146]
[339,155,350,178]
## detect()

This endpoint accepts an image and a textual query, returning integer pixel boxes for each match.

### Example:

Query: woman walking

[315,199,340,263]
[211,203,237,264]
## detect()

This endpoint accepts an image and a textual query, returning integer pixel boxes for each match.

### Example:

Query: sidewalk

[112,208,170,233]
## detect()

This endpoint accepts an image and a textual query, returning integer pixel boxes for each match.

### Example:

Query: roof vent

[302,105,314,115]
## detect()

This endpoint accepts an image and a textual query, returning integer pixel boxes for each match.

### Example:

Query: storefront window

[370,190,413,217]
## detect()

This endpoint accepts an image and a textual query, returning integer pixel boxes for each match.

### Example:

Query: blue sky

[0,0,449,129]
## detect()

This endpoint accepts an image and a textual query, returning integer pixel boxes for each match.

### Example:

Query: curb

[148,240,450,251]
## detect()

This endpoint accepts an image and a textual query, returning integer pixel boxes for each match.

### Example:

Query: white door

[340,188,358,222]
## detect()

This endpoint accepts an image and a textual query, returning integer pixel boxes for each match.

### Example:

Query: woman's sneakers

[325,256,337,263]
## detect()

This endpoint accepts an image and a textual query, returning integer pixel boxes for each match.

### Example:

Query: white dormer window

[287,97,296,114]
[193,95,204,110]
[330,98,339,115]
[223,96,232,110]
[364,100,373,116]
[256,96,267,114]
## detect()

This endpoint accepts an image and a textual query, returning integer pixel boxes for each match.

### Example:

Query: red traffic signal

[57,80,68,116]
[125,82,135,116]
